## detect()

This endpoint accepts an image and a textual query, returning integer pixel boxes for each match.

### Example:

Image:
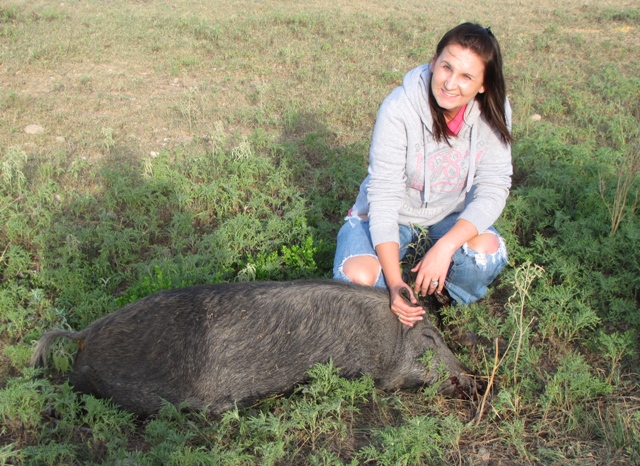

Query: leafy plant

[0,368,54,444]
[357,415,445,465]
[1,146,28,195]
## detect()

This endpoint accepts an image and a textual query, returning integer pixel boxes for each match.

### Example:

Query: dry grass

[3,0,638,163]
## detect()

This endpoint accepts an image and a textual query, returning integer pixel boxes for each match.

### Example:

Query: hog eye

[421,333,437,346]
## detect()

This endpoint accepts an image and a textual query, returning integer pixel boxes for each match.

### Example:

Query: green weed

[0,368,54,444]
[0,443,23,465]
[357,415,446,465]
[1,146,28,195]
[541,352,612,414]
[598,8,640,24]
[596,329,636,384]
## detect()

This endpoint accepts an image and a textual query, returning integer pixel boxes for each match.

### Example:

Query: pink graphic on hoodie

[429,148,469,195]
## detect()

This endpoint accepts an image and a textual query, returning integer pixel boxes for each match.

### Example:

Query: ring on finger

[430,280,439,288]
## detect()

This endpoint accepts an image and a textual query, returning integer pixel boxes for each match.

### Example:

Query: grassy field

[1,0,639,464]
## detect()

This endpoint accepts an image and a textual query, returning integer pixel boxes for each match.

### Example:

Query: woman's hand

[389,283,425,327]
[411,241,454,296]
[412,219,479,296]
[374,242,425,326]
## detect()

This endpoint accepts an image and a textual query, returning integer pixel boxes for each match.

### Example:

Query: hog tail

[30,329,82,368]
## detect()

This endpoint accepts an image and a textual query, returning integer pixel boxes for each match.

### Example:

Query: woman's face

[431,44,486,121]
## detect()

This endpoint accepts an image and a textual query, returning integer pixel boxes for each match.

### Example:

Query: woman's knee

[467,232,501,254]
[341,255,381,287]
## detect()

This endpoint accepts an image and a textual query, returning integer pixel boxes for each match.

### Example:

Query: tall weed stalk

[475,262,543,425]
[599,142,640,236]
[506,262,544,384]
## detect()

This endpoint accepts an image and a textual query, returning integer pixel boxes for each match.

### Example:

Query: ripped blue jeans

[332,212,508,305]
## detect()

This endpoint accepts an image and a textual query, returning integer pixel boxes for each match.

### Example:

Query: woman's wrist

[431,238,458,258]
[374,242,406,288]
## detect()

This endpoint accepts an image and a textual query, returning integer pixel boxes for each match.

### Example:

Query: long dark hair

[428,23,512,145]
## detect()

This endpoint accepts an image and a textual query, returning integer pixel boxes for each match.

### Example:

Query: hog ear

[399,288,421,307]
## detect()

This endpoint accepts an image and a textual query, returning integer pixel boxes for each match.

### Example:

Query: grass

[1,0,639,464]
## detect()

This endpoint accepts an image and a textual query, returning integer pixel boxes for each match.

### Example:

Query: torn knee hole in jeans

[339,254,381,282]
[461,235,507,268]
[346,216,366,228]
[340,253,379,269]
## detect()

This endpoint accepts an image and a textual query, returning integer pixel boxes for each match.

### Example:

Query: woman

[333,23,512,327]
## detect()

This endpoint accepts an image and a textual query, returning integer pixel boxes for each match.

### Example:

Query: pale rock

[24,124,44,134]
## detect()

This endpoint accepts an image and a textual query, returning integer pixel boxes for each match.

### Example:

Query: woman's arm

[375,242,426,327]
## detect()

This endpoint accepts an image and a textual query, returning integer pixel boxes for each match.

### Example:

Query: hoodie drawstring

[466,123,478,194]
[422,125,431,204]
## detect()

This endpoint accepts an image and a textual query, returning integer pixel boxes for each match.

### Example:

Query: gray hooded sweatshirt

[350,64,513,247]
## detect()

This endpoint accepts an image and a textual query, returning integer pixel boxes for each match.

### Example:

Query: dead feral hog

[31,280,477,418]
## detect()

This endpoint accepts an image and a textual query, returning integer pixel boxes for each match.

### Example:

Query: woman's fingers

[412,258,447,296]
[390,285,425,327]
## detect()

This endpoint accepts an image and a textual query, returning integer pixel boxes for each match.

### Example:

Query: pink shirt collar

[446,104,467,136]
